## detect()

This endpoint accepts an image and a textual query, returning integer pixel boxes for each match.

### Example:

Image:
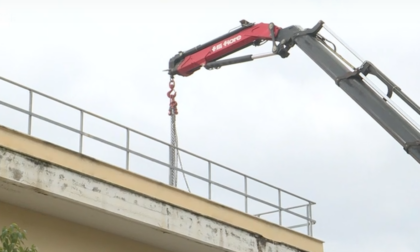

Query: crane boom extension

[167,20,420,165]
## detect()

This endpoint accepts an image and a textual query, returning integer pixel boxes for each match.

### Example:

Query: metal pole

[126,128,130,170]
[278,189,282,226]
[307,204,313,236]
[28,91,33,135]
[79,111,84,153]
[208,162,212,199]
[244,176,248,213]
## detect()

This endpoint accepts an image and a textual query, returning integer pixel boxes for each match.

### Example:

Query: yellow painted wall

[0,201,165,252]
[0,126,324,252]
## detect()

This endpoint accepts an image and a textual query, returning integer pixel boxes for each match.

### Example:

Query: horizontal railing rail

[0,76,316,237]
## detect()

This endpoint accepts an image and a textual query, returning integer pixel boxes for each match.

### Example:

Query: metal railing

[0,76,316,236]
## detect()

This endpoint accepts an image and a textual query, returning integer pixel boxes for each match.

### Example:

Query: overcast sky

[1,1,420,252]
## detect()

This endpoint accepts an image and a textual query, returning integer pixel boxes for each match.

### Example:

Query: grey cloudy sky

[1,1,420,252]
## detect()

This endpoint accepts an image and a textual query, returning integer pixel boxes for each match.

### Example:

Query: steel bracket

[335,68,362,86]
[403,140,420,154]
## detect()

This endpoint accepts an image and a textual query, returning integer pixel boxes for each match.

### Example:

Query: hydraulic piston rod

[205,52,276,70]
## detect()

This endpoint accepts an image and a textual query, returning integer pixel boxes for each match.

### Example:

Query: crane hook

[167,76,178,115]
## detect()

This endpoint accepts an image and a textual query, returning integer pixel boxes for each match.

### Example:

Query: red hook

[167,77,178,115]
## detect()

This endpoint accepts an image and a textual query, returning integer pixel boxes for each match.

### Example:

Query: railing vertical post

[126,129,130,170]
[278,189,282,226]
[208,162,212,200]
[79,111,84,153]
[307,204,313,237]
[244,176,248,213]
[28,91,33,135]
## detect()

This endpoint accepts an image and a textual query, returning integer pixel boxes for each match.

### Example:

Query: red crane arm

[168,20,281,77]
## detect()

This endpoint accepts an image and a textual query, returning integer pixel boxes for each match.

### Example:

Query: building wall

[0,201,165,252]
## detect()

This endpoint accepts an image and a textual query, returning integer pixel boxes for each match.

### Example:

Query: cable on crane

[167,76,191,193]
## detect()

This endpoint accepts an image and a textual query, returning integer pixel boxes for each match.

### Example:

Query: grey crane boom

[275,21,420,163]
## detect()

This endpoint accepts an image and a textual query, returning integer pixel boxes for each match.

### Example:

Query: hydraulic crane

[166,20,420,166]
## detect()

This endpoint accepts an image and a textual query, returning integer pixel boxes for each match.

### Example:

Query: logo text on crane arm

[211,35,242,52]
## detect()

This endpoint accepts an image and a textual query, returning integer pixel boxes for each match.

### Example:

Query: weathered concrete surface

[0,147,303,252]
[0,125,324,252]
